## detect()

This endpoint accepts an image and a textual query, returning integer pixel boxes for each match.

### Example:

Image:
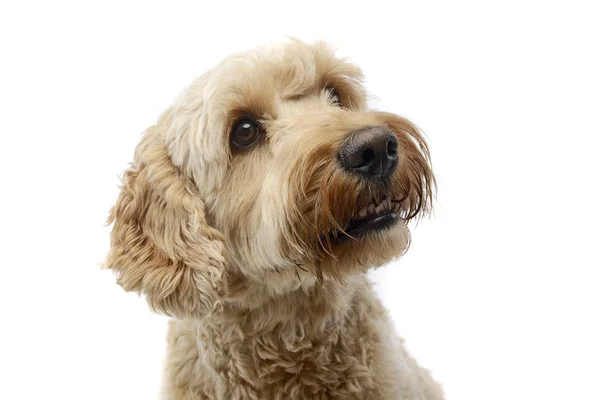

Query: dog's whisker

[314,260,324,285]
[294,262,308,273]
[316,233,335,258]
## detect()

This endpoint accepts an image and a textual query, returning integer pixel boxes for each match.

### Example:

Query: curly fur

[105,39,443,399]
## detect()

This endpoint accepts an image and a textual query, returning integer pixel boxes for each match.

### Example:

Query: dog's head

[105,40,434,317]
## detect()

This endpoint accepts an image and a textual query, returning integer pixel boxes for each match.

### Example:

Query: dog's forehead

[207,41,364,100]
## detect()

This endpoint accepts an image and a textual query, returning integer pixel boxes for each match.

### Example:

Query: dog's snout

[338,126,399,179]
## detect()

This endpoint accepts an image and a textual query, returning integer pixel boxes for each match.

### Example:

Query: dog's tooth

[357,207,367,219]
[368,204,376,215]
[375,203,384,214]
[385,198,392,210]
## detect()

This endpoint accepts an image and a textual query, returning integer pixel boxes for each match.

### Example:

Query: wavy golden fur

[105,39,443,399]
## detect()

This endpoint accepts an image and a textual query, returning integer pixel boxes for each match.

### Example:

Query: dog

[105,39,443,400]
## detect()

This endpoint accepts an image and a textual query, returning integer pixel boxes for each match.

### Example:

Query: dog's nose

[338,126,399,179]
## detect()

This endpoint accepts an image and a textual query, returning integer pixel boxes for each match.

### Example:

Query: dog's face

[106,41,433,316]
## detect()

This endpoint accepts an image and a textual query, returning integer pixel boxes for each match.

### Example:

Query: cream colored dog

[105,39,443,399]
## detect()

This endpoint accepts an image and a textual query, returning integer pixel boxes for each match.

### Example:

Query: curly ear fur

[104,126,227,318]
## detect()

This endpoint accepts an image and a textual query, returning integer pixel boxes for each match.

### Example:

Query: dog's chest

[189,303,397,399]
[163,285,435,399]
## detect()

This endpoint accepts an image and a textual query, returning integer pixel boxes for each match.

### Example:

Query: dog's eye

[326,87,341,106]
[231,117,262,149]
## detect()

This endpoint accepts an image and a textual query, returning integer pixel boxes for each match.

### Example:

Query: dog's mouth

[345,195,399,236]
[323,195,400,241]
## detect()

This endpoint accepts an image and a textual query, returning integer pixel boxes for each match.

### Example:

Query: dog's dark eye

[326,87,341,106]
[231,117,262,149]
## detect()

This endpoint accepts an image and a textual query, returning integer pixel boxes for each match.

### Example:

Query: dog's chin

[317,220,408,279]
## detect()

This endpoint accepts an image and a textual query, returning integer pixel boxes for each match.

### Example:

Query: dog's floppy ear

[104,126,226,318]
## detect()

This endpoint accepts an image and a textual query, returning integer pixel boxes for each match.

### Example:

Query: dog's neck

[212,269,369,335]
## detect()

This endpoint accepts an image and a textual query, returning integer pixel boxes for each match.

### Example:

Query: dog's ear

[104,126,226,318]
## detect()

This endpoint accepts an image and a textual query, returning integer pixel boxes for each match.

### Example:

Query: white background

[1,1,599,399]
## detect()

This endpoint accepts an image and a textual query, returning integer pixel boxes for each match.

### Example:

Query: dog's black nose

[338,126,399,179]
